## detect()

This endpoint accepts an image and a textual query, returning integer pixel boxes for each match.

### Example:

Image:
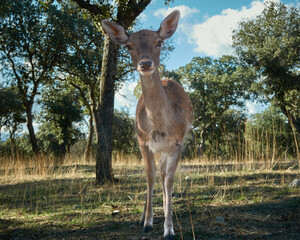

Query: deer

[102,10,193,239]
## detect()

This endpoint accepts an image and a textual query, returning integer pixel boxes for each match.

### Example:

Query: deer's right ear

[101,20,128,45]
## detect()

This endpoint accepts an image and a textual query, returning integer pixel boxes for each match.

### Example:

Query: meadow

[0,155,299,240]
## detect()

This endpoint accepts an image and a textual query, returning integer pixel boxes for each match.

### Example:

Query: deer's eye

[156,40,164,48]
[125,44,133,51]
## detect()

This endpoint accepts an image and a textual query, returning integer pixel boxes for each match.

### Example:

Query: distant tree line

[0,1,299,180]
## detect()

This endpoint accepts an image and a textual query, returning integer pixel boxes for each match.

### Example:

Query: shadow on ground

[0,163,299,239]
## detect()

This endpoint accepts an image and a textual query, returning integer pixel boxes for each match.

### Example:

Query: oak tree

[233,1,300,134]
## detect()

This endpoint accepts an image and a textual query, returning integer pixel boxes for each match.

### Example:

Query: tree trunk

[25,106,39,156]
[280,105,300,135]
[291,117,300,135]
[59,138,67,162]
[9,133,16,162]
[84,116,94,162]
[199,129,206,156]
[93,36,119,184]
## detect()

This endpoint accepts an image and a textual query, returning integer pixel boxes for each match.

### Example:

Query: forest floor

[0,159,300,240]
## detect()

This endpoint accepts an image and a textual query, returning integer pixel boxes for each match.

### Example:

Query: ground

[0,160,300,240]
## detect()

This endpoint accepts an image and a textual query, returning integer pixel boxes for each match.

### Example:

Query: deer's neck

[140,70,172,124]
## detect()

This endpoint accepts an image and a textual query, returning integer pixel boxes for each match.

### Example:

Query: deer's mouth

[137,58,155,76]
[138,69,155,76]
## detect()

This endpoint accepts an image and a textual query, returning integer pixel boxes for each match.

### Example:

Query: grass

[0,156,300,240]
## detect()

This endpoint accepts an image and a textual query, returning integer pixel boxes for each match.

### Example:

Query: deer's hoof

[165,234,175,240]
[143,225,153,233]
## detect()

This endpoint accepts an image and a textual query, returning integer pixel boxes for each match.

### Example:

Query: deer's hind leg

[140,144,156,232]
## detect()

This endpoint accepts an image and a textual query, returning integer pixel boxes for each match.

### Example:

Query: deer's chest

[137,114,179,152]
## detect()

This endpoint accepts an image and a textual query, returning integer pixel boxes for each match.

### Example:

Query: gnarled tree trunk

[25,106,39,156]
[93,37,119,184]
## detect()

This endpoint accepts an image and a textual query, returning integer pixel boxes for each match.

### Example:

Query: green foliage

[36,122,63,157]
[0,0,68,85]
[0,86,26,156]
[56,4,104,114]
[0,0,71,154]
[0,86,26,134]
[15,134,33,155]
[232,1,300,133]
[113,109,139,156]
[179,55,256,156]
[39,84,83,156]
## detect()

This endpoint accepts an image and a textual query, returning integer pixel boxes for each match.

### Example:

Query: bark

[93,36,119,184]
[291,117,300,135]
[279,104,300,135]
[59,134,68,161]
[84,116,94,162]
[9,134,16,162]
[25,106,39,156]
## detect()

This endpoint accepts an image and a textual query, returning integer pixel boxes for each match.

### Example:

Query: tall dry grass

[0,119,299,183]
[222,119,299,171]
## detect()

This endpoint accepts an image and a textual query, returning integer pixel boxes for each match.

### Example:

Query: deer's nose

[139,59,153,71]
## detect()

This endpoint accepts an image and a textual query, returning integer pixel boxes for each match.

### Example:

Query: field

[0,157,300,240]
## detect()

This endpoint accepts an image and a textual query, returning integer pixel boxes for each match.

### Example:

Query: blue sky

[115,0,299,114]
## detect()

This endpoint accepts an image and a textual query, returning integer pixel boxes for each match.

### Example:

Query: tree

[0,86,26,158]
[232,1,300,134]
[53,5,103,162]
[179,56,256,155]
[39,83,83,159]
[69,0,152,184]
[113,108,139,156]
[55,4,137,162]
[0,0,68,155]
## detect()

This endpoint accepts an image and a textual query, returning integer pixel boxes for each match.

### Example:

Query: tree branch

[71,0,109,16]
[117,0,151,28]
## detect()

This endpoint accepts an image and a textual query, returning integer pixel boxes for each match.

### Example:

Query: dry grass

[0,154,299,240]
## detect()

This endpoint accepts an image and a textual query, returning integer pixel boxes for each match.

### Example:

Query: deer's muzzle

[137,57,155,76]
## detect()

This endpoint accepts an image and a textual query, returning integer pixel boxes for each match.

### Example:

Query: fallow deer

[102,10,193,239]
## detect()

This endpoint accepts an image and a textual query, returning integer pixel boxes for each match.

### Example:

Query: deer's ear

[101,20,128,45]
[158,10,180,40]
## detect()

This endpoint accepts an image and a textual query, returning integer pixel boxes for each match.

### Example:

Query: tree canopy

[232,1,300,134]
[0,0,69,155]
[179,55,256,154]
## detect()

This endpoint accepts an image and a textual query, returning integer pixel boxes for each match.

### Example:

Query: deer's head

[102,10,180,77]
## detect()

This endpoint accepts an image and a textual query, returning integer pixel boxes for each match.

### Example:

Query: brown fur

[136,79,193,147]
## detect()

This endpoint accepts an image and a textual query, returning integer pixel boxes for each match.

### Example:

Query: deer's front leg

[160,144,182,239]
[140,144,156,232]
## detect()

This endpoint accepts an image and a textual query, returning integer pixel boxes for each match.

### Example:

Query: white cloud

[138,12,148,22]
[115,82,138,111]
[189,0,280,57]
[154,5,200,19]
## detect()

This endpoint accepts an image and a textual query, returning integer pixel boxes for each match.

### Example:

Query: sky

[115,0,300,114]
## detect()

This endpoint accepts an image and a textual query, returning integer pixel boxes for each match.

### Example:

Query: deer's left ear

[101,20,129,45]
[158,10,180,40]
